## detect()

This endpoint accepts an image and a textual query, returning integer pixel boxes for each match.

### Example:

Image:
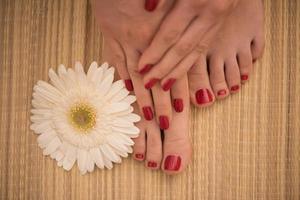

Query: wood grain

[0,0,299,199]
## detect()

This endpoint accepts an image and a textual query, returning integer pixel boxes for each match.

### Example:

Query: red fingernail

[231,85,240,92]
[241,75,248,81]
[217,89,227,96]
[159,115,169,130]
[173,98,183,112]
[145,78,159,89]
[147,161,158,168]
[139,64,153,75]
[162,78,176,91]
[195,89,213,104]
[124,79,133,91]
[135,154,144,159]
[164,155,181,171]
[142,106,153,120]
[145,0,159,12]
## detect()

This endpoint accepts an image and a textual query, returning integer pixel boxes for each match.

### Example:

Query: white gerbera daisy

[30,61,141,174]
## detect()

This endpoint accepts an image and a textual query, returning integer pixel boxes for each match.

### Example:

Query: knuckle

[194,44,208,55]
[161,30,180,45]
[175,42,193,56]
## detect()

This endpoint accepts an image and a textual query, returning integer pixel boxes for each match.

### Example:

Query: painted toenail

[145,78,159,89]
[135,154,144,159]
[195,89,213,104]
[159,115,169,130]
[124,79,134,91]
[164,155,181,171]
[241,75,249,81]
[144,0,159,12]
[162,78,176,91]
[142,106,153,120]
[231,85,240,92]
[147,161,158,168]
[217,89,227,96]
[139,64,153,75]
[173,98,184,112]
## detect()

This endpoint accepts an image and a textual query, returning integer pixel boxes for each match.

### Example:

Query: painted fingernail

[135,154,144,159]
[139,64,153,75]
[147,161,158,168]
[241,75,248,81]
[162,78,176,91]
[173,98,183,112]
[145,78,159,89]
[124,79,133,91]
[195,89,213,104]
[164,155,181,171]
[217,89,227,96]
[159,115,169,130]
[145,0,159,12]
[231,85,240,92]
[142,106,153,120]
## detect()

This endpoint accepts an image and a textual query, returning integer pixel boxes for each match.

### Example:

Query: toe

[208,55,230,99]
[145,120,162,170]
[225,57,241,94]
[251,35,265,63]
[132,119,146,161]
[161,76,192,175]
[237,47,253,83]
[188,54,216,107]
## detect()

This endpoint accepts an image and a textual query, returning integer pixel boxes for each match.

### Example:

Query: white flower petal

[111,89,129,103]
[58,64,67,77]
[90,148,104,169]
[112,126,140,135]
[122,95,136,105]
[103,102,130,114]
[37,131,56,148]
[103,156,113,169]
[63,144,77,171]
[100,62,109,71]
[111,133,134,146]
[77,149,88,175]
[43,137,61,156]
[86,153,94,173]
[112,117,134,127]
[100,144,121,163]
[103,80,124,101]
[91,67,104,86]
[97,73,113,96]
[49,68,66,92]
[87,61,98,80]
[122,113,141,123]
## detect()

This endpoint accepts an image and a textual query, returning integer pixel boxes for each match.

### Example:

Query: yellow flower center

[69,103,96,133]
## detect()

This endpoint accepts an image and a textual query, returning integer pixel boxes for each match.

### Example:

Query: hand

[138,0,238,90]
[94,0,178,129]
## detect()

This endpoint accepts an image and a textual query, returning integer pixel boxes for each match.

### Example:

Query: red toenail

[241,75,249,81]
[142,107,153,120]
[124,79,133,91]
[231,85,240,91]
[145,0,159,12]
[135,154,144,159]
[159,115,169,130]
[162,78,176,91]
[195,89,213,104]
[139,64,153,75]
[147,161,158,168]
[173,98,184,112]
[217,89,227,96]
[164,155,181,171]
[145,78,159,89]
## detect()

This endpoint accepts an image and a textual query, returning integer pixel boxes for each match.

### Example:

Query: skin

[95,0,265,174]
[138,0,239,90]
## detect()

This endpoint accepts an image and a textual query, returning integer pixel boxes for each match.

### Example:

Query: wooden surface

[0,0,299,199]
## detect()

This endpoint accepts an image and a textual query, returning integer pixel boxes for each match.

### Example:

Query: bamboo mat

[0,0,299,199]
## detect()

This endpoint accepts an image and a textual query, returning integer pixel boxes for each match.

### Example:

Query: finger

[125,46,155,121]
[138,2,196,73]
[170,74,189,113]
[160,48,200,91]
[102,37,134,92]
[143,17,220,89]
[151,84,172,130]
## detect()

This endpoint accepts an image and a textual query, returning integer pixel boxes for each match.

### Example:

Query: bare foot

[188,0,265,107]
